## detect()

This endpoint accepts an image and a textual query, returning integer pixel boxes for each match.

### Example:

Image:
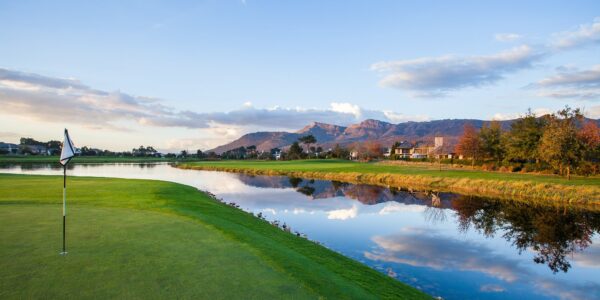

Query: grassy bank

[0,155,202,164]
[178,160,600,207]
[0,174,428,299]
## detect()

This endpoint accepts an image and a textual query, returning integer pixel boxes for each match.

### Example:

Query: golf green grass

[178,160,600,205]
[0,174,428,299]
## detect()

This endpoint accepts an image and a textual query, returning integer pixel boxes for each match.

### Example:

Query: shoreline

[177,163,600,210]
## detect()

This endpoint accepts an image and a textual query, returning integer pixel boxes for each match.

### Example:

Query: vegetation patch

[178,160,600,207]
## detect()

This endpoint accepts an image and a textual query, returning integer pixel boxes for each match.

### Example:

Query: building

[393,141,413,158]
[0,142,20,155]
[390,136,455,159]
[22,144,48,155]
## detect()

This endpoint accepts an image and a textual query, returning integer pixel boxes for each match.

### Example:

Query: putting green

[0,205,313,299]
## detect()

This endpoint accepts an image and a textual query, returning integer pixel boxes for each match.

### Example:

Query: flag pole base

[60,251,68,256]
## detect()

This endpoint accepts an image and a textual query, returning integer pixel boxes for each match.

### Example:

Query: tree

[479,121,504,162]
[363,141,382,160]
[179,150,188,158]
[298,135,317,157]
[332,144,349,159]
[19,137,43,146]
[456,123,481,167]
[196,149,204,159]
[316,146,323,157]
[577,121,600,175]
[505,109,546,162]
[287,142,304,160]
[538,107,584,179]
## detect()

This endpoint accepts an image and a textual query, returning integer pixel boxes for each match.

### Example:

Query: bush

[577,162,599,176]
[481,163,497,171]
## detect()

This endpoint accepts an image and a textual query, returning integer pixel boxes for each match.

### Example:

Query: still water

[2,163,599,300]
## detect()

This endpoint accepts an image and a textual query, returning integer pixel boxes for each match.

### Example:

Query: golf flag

[60,129,76,166]
[59,129,76,255]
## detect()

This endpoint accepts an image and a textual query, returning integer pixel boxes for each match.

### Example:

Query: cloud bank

[373,18,600,98]
[371,45,543,97]
[551,17,600,50]
[534,65,600,101]
[365,228,600,300]
[0,68,428,132]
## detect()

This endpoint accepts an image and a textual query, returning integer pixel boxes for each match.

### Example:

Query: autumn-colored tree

[479,121,504,162]
[577,121,600,175]
[364,141,382,160]
[505,109,546,162]
[578,121,600,153]
[455,123,481,167]
[538,107,584,179]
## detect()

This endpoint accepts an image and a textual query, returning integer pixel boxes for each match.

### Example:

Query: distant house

[349,150,359,160]
[411,141,430,158]
[0,142,20,155]
[22,144,48,155]
[390,137,455,159]
[393,141,413,158]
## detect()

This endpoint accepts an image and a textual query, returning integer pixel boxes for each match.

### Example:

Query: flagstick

[61,165,67,255]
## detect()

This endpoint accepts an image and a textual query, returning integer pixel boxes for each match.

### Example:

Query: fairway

[0,174,428,299]
[179,160,600,205]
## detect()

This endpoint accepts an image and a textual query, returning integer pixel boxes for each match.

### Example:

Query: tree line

[455,107,599,178]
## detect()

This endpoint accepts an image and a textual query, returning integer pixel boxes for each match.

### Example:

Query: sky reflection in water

[1,163,599,300]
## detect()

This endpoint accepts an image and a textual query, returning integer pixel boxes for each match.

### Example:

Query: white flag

[60,129,76,166]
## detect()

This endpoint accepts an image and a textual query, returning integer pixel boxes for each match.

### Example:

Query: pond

[1,163,599,300]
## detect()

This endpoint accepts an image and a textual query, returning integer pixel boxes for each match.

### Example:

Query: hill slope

[209,117,599,154]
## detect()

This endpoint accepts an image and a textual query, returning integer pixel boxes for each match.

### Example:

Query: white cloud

[480,284,505,293]
[534,65,600,101]
[552,17,600,50]
[330,102,362,119]
[378,202,426,215]
[491,108,553,120]
[587,105,600,119]
[371,45,543,97]
[495,33,522,42]
[327,205,358,220]
[383,111,429,123]
[572,244,600,268]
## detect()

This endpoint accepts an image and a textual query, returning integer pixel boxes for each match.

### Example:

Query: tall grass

[178,162,600,208]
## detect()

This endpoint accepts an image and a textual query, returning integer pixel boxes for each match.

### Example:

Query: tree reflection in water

[452,196,600,273]
[237,173,599,274]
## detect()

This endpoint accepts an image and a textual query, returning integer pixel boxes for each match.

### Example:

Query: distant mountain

[209,117,599,154]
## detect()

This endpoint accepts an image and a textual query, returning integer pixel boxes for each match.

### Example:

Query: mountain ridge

[209,117,600,154]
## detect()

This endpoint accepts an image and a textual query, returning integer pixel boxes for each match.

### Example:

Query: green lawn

[182,159,600,186]
[0,174,428,299]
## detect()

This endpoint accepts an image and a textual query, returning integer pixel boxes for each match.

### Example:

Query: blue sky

[0,0,599,151]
